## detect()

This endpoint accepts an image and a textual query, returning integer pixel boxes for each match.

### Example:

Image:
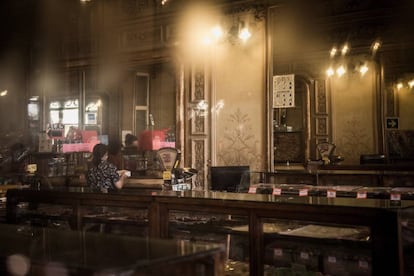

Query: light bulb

[239,27,251,42]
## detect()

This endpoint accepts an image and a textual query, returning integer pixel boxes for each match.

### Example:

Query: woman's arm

[114,170,128,189]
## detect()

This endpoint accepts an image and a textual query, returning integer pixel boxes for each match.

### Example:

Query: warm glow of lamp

[371,41,381,53]
[238,26,251,42]
[397,83,403,90]
[202,35,212,45]
[409,80,414,88]
[341,44,349,55]
[211,25,223,40]
[326,67,334,77]
[0,90,7,96]
[359,64,368,75]
[336,65,346,77]
[330,47,337,58]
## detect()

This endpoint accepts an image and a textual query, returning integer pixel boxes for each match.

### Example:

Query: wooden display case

[0,223,225,276]
[5,188,414,275]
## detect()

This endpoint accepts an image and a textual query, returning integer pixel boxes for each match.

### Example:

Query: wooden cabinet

[272,77,310,168]
[273,131,304,163]
[28,152,90,188]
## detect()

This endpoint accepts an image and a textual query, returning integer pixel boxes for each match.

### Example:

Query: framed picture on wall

[86,112,97,124]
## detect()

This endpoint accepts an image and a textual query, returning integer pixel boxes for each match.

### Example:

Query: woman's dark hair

[125,134,138,146]
[91,143,108,166]
[108,141,122,155]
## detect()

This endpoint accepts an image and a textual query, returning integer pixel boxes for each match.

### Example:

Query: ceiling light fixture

[336,65,346,77]
[359,64,369,75]
[341,44,350,55]
[326,67,334,77]
[330,47,337,58]
[371,40,381,54]
[238,21,251,42]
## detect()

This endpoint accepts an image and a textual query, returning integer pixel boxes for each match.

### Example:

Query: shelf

[274,130,303,134]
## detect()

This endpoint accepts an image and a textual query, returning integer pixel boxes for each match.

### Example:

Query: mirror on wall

[382,43,414,162]
[120,62,177,148]
[269,1,414,165]
[273,77,310,166]
[46,94,107,140]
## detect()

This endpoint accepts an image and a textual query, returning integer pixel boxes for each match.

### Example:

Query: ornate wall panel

[120,0,155,18]
[119,26,163,52]
[315,80,327,115]
[315,117,328,136]
[191,139,208,190]
[187,63,210,190]
[313,79,331,158]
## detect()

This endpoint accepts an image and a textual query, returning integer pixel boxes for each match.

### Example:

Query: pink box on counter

[62,142,98,152]
[82,130,98,143]
[139,130,166,150]
[160,142,175,148]
[62,143,77,153]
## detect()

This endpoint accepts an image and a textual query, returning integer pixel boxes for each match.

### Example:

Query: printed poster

[273,74,295,108]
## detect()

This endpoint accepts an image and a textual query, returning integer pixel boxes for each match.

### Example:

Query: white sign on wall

[273,74,295,108]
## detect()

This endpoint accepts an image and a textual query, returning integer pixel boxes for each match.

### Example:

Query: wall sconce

[330,47,337,58]
[0,90,8,96]
[359,63,369,75]
[326,43,372,78]
[238,21,251,42]
[341,44,350,56]
[326,67,334,77]
[227,18,252,44]
[326,62,369,78]
[395,78,414,91]
[203,16,253,46]
[371,40,381,55]
[336,65,346,77]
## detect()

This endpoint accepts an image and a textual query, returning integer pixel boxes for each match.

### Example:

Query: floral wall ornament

[336,118,373,164]
[217,108,262,170]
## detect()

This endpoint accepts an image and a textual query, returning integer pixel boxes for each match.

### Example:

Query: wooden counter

[6,188,413,276]
[124,177,163,190]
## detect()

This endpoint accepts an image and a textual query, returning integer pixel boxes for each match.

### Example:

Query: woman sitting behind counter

[87,143,129,192]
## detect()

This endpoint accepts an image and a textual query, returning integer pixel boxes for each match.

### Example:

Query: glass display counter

[243,165,414,188]
[0,223,225,276]
[5,188,414,275]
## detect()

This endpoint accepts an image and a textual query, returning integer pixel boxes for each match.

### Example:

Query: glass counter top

[5,185,414,209]
[150,190,414,209]
[0,223,224,275]
[10,186,414,210]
